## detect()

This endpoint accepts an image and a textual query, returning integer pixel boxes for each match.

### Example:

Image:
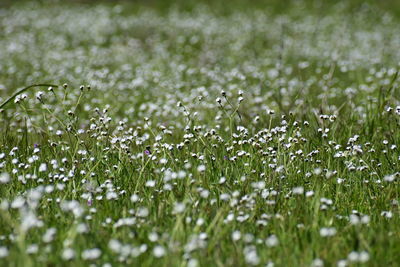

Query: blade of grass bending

[0,84,59,110]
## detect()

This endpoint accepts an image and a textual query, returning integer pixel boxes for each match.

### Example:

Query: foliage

[0,1,399,266]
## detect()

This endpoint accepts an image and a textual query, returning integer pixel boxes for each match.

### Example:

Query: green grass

[0,0,399,266]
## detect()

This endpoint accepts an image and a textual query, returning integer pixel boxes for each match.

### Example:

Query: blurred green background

[1,0,400,18]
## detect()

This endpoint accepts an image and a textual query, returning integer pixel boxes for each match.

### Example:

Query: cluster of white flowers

[0,1,398,265]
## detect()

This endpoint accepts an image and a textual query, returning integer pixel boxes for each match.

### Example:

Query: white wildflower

[42,227,57,243]
[197,165,206,172]
[231,231,241,241]
[320,227,337,237]
[153,245,166,258]
[0,247,9,258]
[292,186,304,195]
[0,172,10,184]
[173,202,186,214]
[266,235,279,247]
[39,163,47,172]
[82,248,101,260]
[62,248,75,260]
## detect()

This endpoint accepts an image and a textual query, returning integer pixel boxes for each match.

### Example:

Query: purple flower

[34,144,39,148]
[144,150,151,155]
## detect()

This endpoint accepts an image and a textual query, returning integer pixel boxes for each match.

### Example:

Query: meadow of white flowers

[0,1,399,266]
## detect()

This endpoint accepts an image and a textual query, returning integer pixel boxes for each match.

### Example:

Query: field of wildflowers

[0,0,399,266]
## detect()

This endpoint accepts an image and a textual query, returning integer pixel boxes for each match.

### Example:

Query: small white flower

[145,180,156,187]
[130,194,139,203]
[11,197,25,209]
[0,172,10,184]
[349,214,360,225]
[197,165,206,172]
[0,247,9,258]
[359,251,370,262]
[21,210,44,231]
[348,251,359,262]
[265,235,279,247]
[306,191,314,197]
[76,223,88,233]
[311,258,324,267]
[42,227,57,243]
[320,227,337,237]
[137,207,149,217]
[361,215,370,224]
[292,186,304,195]
[82,248,101,260]
[337,260,347,267]
[381,211,393,218]
[337,178,345,184]
[148,232,159,242]
[173,202,186,214]
[244,246,260,265]
[106,191,118,200]
[200,190,209,199]
[61,248,75,261]
[231,231,241,241]
[108,239,121,252]
[196,218,205,226]
[187,258,199,267]
[26,244,39,254]
[38,163,47,172]
[153,245,166,258]
[384,174,395,182]
[313,168,322,175]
